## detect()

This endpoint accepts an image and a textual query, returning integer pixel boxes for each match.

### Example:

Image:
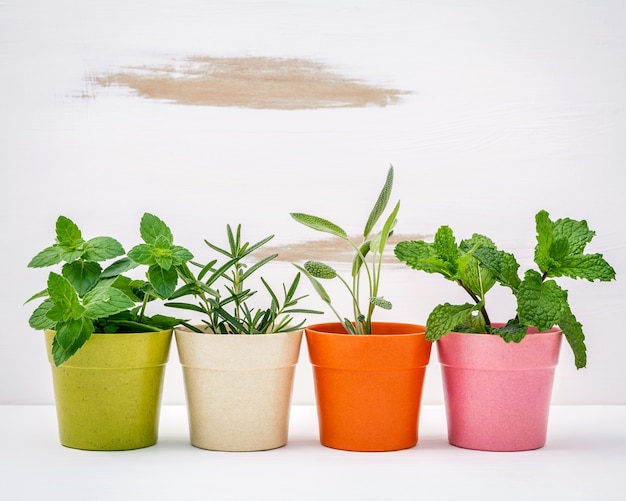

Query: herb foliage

[27,214,193,365]
[394,210,616,368]
[290,166,399,335]
[166,224,321,334]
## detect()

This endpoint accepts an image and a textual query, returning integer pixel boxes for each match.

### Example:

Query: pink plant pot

[437,326,562,451]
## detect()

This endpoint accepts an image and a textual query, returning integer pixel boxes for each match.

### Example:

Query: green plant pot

[45,329,172,451]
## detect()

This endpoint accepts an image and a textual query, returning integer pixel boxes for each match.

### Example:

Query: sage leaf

[363,165,393,238]
[370,296,392,310]
[290,213,348,240]
[304,261,337,279]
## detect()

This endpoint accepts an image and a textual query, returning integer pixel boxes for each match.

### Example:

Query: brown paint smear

[262,233,429,263]
[92,56,408,109]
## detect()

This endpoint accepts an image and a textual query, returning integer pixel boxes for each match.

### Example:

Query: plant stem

[458,281,491,328]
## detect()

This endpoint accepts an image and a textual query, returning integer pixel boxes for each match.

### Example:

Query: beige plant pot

[175,327,303,451]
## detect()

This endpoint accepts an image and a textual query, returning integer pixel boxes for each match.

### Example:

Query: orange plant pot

[305,322,431,452]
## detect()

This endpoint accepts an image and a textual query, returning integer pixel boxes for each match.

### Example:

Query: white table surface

[1,405,625,501]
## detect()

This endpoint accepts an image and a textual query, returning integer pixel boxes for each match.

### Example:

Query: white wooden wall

[1,0,624,405]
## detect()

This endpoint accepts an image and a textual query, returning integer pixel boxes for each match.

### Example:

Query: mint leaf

[52,317,94,365]
[553,216,595,255]
[127,244,157,266]
[290,213,348,240]
[171,245,194,266]
[555,254,616,281]
[83,286,135,318]
[489,318,528,343]
[82,236,125,261]
[28,245,62,268]
[62,261,102,296]
[101,257,139,278]
[140,213,173,245]
[28,299,56,330]
[534,210,554,274]
[516,270,567,332]
[426,302,478,341]
[558,304,586,369]
[147,264,178,298]
[433,225,459,271]
[363,165,393,238]
[55,216,83,248]
[394,227,457,278]
[47,272,84,321]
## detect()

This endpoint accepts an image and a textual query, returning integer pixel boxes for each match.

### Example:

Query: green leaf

[82,236,125,261]
[374,200,400,254]
[558,304,586,369]
[140,213,173,245]
[553,254,616,281]
[426,303,478,341]
[28,245,62,268]
[304,261,337,279]
[55,216,83,248]
[534,210,554,274]
[170,245,194,265]
[489,318,528,343]
[51,317,94,366]
[62,261,102,296]
[294,264,332,304]
[433,225,459,268]
[28,299,56,330]
[552,216,595,255]
[127,244,157,266]
[363,165,394,238]
[147,264,178,298]
[370,296,392,310]
[394,227,457,278]
[47,272,84,321]
[290,213,348,240]
[82,286,135,318]
[352,240,371,278]
[516,270,567,332]
[101,257,139,278]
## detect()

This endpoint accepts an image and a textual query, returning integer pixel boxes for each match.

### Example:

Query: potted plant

[290,166,432,452]
[166,224,320,452]
[395,210,616,451]
[26,213,192,450]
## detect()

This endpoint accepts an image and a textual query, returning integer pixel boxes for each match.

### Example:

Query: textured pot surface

[175,328,302,451]
[45,329,172,451]
[306,322,431,452]
[438,327,562,452]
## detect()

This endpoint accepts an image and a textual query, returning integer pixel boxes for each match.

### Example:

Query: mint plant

[27,213,193,366]
[166,224,321,334]
[290,166,399,335]
[394,210,616,368]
